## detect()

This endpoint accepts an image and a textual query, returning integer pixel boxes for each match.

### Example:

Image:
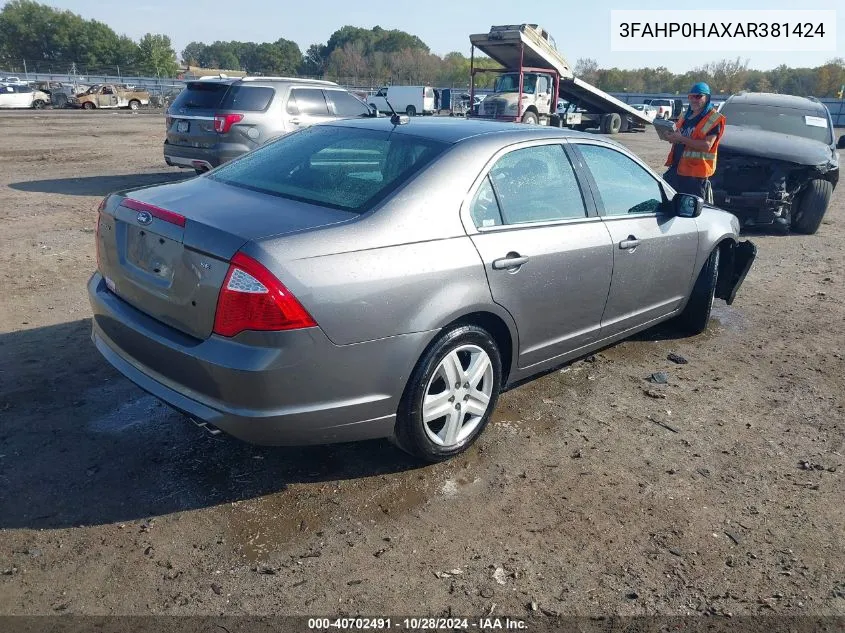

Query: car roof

[725,91,828,114]
[320,116,610,146]
[186,77,341,89]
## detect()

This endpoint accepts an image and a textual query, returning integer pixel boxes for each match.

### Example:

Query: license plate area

[124,224,182,284]
[176,120,190,133]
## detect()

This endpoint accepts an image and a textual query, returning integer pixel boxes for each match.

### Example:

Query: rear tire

[600,113,621,134]
[406,105,416,116]
[394,324,502,463]
[129,100,141,111]
[676,248,719,335]
[791,179,832,235]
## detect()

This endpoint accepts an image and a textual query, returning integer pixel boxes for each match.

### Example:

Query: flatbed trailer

[469,24,652,133]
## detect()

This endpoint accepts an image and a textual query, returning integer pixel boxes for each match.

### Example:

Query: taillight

[165,115,173,128]
[213,113,244,134]
[213,252,316,337]
[95,197,106,271]
[120,198,186,227]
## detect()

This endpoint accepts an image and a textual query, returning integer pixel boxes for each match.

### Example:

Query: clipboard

[653,117,676,141]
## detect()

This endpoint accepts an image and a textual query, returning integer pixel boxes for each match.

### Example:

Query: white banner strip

[610,10,837,52]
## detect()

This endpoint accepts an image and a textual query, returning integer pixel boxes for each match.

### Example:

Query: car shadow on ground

[0,319,422,531]
[8,172,193,197]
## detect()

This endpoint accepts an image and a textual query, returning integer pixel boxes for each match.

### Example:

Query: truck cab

[477,72,553,124]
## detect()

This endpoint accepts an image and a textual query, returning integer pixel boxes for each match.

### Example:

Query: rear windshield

[220,85,274,111]
[210,126,449,213]
[170,82,230,110]
[720,102,832,144]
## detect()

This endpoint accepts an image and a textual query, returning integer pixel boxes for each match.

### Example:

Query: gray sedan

[88,117,756,462]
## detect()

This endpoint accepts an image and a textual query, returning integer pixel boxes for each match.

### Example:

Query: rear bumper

[163,141,246,170]
[88,273,429,445]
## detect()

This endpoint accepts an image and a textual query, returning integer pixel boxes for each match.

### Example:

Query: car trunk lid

[97,179,356,340]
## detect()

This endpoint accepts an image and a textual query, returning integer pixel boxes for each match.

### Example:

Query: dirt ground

[0,110,843,624]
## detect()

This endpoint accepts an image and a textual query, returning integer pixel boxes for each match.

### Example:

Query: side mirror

[674,192,703,218]
[837,134,845,150]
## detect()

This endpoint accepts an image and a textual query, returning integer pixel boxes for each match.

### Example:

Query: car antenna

[384,97,408,125]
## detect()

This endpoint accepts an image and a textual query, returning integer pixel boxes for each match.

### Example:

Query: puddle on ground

[440,474,482,498]
[226,468,435,562]
[88,394,173,433]
[710,303,748,332]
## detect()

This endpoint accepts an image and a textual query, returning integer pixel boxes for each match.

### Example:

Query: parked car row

[0,78,153,110]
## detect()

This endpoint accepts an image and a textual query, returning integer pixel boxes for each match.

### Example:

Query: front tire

[521,110,538,125]
[791,179,832,235]
[82,102,95,110]
[395,324,502,463]
[676,248,719,335]
[406,105,416,116]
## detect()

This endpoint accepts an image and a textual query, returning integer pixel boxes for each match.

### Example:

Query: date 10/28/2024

[307,617,528,630]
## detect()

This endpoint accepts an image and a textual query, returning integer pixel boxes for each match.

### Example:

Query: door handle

[619,236,640,250]
[492,254,529,270]
[289,117,301,125]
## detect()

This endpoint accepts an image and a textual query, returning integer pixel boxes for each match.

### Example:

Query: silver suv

[164,77,373,173]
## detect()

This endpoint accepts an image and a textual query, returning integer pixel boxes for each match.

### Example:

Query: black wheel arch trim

[715,239,757,305]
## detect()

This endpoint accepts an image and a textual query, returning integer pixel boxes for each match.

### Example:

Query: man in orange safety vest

[662,82,726,201]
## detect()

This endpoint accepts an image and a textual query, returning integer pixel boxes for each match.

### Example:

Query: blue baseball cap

[689,82,711,95]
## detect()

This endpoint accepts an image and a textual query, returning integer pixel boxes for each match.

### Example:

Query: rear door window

[287,88,330,116]
[482,144,588,225]
[326,90,370,117]
[219,85,274,111]
[170,82,230,110]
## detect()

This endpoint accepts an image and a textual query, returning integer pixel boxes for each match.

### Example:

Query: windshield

[494,73,537,94]
[210,126,449,213]
[720,102,832,144]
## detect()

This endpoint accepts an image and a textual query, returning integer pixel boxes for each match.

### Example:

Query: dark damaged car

[710,92,844,234]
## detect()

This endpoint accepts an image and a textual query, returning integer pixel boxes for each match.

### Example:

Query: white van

[367,85,436,116]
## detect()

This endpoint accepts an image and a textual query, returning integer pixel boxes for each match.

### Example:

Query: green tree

[574,58,598,84]
[181,41,207,66]
[137,33,178,77]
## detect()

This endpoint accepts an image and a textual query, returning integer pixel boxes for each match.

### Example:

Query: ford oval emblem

[136,211,153,226]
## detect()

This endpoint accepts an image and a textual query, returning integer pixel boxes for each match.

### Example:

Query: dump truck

[469,24,652,133]
[69,84,150,110]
